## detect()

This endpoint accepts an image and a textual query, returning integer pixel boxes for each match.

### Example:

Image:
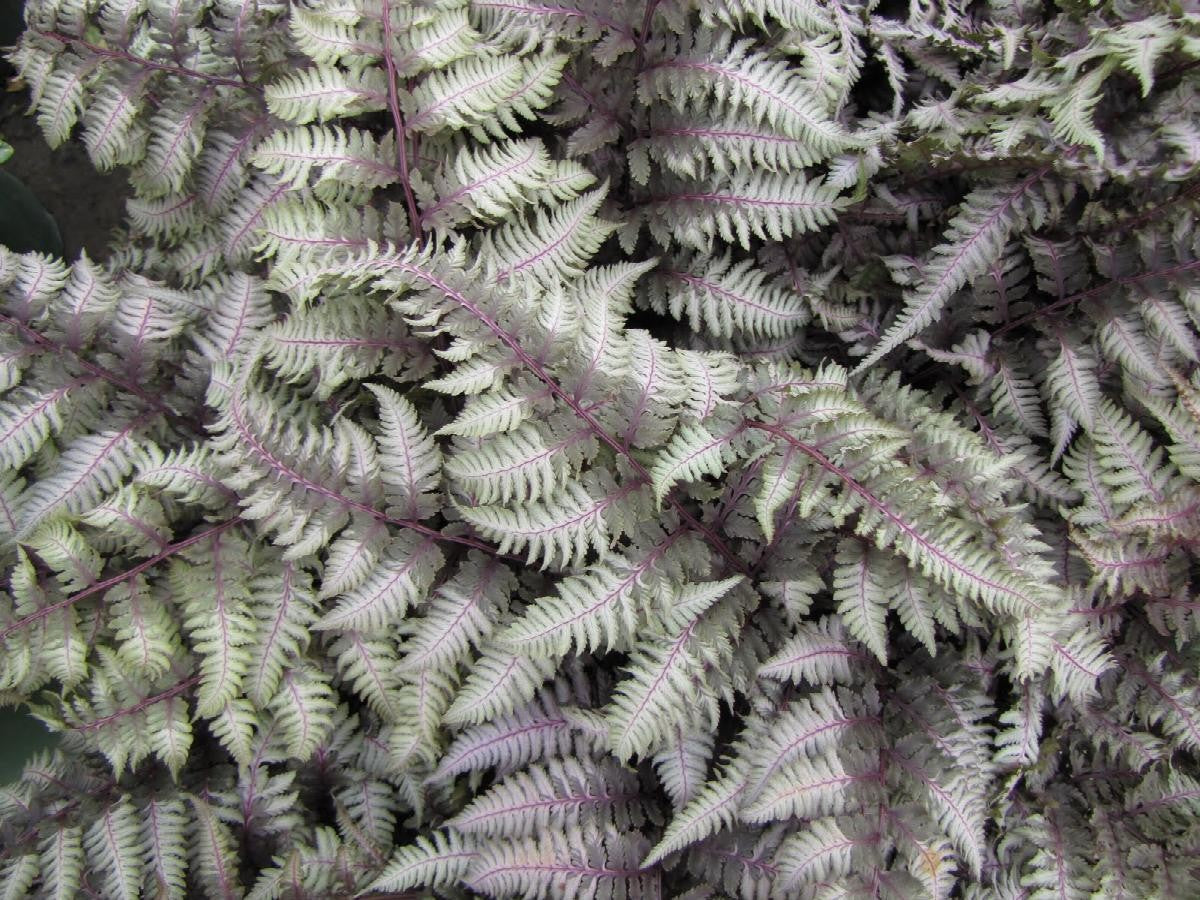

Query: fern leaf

[437,389,533,438]
[79,78,147,171]
[270,663,336,759]
[399,553,514,675]
[265,65,387,124]
[315,535,443,631]
[406,55,525,133]
[639,37,863,155]
[84,798,145,900]
[39,822,83,900]
[774,818,857,890]
[108,577,180,680]
[485,188,616,286]
[16,422,141,538]
[497,555,648,658]
[467,827,656,899]
[651,253,807,338]
[650,421,741,505]
[757,616,861,686]
[0,381,83,472]
[1045,336,1100,432]
[389,668,457,771]
[653,726,715,809]
[445,421,587,506]
[423,138,556,231]
[331,630,402,721]
[253,125,396,196]
[367,384,441,518]
[145,695,193,781]
[739,755,855,824]
[605,625,720,761]
[289,6,372,67]
[0,855,37,900]
[744,688,867,798]
[445,758,641,838]
[1049,630,1115,703]
[995,682,1044,768]
[458,478,613,570]
[831,538,891,664]
[370,831,478,893]
[443,648,557,726]
[644,173,848,251]
[395,6,481,75]
[643,765,746,867]
[856,179,1046,371]
[1046,60,1111,157]
[189,796,242,899]
[431,695,599,781]
[480,51,568,139]
[630,113,823,181]
[136,89,211,197]
[178,534,257,718]
[245,562,317,706]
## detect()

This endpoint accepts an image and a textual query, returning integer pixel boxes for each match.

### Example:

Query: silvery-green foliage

[0,0,1198,896]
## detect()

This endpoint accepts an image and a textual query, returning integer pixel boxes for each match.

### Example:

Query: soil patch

[0,82,130,260]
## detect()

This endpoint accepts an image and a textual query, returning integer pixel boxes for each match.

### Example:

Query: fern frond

[142,797,188,900]
[394,6,482,75]
[367,384,442,519]
[739,754,856,824]
[605,583,744,761]
[484,188,616,287]
[399,553,514,676]
[16,421,142,538]
[744,687,870,799]
[253,125,397,195]
[430,695,601,781]
[457,477,616,570]
[84,798,145,900]
[757,616,861,686]
[630,114,822,181]
[269,663,336,759]
[369,830,478,893]
[856,178,1049,371]
[642,173,848,251]
[189,796,242,899]
[649,253,808,338]
[466,826,657,899]
[774,818,858,891]
[445,420,589,506]
[649,420,742,505]
[405,55,525,133]
[265,64,387,124]
[177,538,257,717]
[643,763,746,866]
[497,554,653,658]
[639,36,864,156]
[39,822,83,900]
[446,757,642,837]
[831,538,892,664]
[653,726,714,809]
[290,6,375,67]
[1044,334,1101,433]
[443,648,558,726]
[422,138,556,231]
[316,535,444,631]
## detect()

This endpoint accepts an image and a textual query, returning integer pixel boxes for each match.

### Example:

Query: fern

[0,0,1197,897]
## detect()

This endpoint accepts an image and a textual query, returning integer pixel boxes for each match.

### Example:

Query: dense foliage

[0,0,1198,897]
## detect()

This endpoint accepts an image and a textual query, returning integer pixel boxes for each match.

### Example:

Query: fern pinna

[0,0,1198,897]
